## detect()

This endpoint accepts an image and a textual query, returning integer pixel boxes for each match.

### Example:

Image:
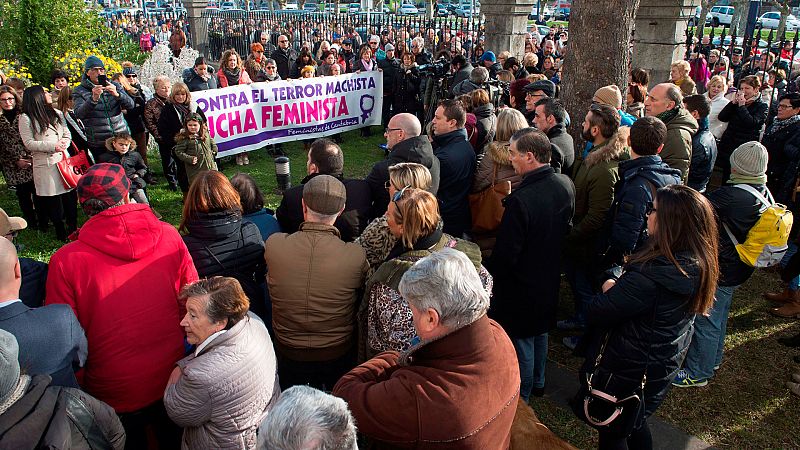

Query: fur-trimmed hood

[584,127,630,167]
[487,140,512,166]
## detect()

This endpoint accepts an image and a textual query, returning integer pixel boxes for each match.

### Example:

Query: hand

[55,139,69,152]
[167,366,182,386]
[192,157,198,165]
[91,84,104,102]
[601,279,616,293]
[104,83,119,97]
[15,159,31,169]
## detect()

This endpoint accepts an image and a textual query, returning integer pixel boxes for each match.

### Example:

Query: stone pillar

[633,0,699,88]
[481,0,536,59]
[187,0,209,57]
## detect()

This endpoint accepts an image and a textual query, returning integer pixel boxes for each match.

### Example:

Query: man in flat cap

[265,174,369,392]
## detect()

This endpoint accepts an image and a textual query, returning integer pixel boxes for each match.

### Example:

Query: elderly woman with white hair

[669,60,697,96]
[258,385,357,450]
[163,277,279,450]
[335,248,520,449]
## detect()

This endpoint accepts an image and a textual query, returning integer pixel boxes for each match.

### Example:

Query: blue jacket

[0,301,87,387]
[433,128,476,237]
[688,118,718,192]
[600,155,681,266]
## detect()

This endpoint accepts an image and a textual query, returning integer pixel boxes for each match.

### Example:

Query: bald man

[365,113,441,216]
[644,83,698,182]
[0,238,87,387]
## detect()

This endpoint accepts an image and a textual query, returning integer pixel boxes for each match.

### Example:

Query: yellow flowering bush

[0,59,33,85]
[55,49,123,87]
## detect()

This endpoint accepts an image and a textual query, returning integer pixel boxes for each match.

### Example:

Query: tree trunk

[776,3,791,40]
[731,0,749,36]
[697,0,716,38]
[560,0,640,140]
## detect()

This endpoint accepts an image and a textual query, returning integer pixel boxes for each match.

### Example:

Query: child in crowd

[99,133,150,204]
[174,113,218,186]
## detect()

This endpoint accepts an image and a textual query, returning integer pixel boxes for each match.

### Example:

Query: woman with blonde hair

[470,108,528,256]
[704,75,730,140]
[670,60,697,96]
[358,188,491,361]
[157,82,206,194]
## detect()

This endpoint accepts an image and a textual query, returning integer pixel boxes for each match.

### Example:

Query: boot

[778,332,800,347]
[786,381,800,397]
[771,300,800,318]
[765,287,794,303]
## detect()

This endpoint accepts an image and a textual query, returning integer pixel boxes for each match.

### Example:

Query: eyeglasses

[0,97,15,103]
[278,39,288,43]
[777,104,796,110]
[385,127,401,134]
[125,74,137,78]
[646,203,657,215]
[391,185,412,219]
[525,92,545,99]
[384,180,394,190]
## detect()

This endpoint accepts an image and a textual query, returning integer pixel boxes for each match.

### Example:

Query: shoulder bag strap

[732,183,773,211]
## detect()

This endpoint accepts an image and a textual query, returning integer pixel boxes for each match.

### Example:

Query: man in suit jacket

[0,237,87,387]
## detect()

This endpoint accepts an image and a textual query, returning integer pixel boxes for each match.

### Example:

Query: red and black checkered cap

[77,163,130,207]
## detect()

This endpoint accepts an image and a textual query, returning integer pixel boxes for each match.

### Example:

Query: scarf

[656,107,680,125]
[2,108,17,124]
[0,375,30,416]
[728,172,767,185]
[361,59,374,71]
[223,67,240,87]
[765,114,800,138]
[385,225,444,262]
[173,101,190,122]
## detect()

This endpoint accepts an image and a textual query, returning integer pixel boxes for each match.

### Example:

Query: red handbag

[56,144,91,189]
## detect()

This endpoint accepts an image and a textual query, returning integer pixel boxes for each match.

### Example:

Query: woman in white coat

[19,85,77,241]
[705,75,730,141]
[164,277,279,450]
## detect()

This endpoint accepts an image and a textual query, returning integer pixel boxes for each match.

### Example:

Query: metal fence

[684,22,800,109]
[201,9,485,63]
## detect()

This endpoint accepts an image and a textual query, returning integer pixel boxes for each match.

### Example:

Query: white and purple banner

[193,72,383,157]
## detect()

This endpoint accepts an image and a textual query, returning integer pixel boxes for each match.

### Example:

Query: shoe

[794,355,800,364]
[791,373,800,383]
[557,317,586,331]
[671,369,709,388]
[771,301,800,318]
[778,333,800,348]
[243,154,250,165]
[787,381,800,397]
[714,364,720,371]
[764,288,793,303]
[236,154,244,165]
[168,182,178,192]
[531,386,545,398]
[562,336,580,350]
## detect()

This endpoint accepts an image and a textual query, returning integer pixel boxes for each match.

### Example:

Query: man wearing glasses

[72,55,135,160]
[270,34,297,80]
[340,38,355,74]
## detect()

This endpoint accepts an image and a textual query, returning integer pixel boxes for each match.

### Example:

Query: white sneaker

[243,154,250,165]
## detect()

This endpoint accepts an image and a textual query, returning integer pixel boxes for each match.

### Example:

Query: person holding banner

[217,49,253,165]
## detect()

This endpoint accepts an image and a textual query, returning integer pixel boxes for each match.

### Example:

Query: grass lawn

[689,25,797,41]
[4,129,800,448]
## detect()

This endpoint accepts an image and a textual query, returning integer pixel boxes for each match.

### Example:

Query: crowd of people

[1,14,800,450]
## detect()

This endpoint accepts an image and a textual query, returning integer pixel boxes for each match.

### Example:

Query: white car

[758,12,800,32]
[706,5,734,27]
[284,1,298,9]
[220,1,236,9]
[398,3,417,15]
[348,2,360,13]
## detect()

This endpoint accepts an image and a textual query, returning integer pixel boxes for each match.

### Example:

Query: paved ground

[544,361,716,450]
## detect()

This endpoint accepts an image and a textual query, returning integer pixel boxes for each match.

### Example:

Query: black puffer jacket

[717,98,768,160]
[581,252,700,420]
[275,173,372,242]
[365,135,441,217]
[377,57,400,94]
[122,87,147,135]
[182,67,218,92]
[182,210,266,318]
[688,119,718,192]
[546,122,574,174]
[393,66,421,115]
[708,183,764,287]
[764,119,800,203]
[473,103,496,155]
[72,76,135,149]
[98,151,148,190]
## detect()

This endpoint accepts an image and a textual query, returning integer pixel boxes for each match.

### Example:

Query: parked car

[347,2,360,13]
[711,35,769,50]
[302,2,318,11]
[455,3,478,17]
[758,12,800,32]
[706,5,734,27]
[220,1,236,9]
[436,5,448,16]
[398,3,418,14]
[554,7,569,20]
[528,4,551,20]
[284,1,298,9]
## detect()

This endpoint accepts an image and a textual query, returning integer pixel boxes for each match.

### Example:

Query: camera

[97,74,109,86]
[415,57,450,78]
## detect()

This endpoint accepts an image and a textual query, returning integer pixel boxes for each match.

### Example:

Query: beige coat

[163,314,279,450]
[18,112,71,196]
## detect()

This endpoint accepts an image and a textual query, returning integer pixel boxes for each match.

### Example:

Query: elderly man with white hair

[333,248,520,449]
[258,385,357,450]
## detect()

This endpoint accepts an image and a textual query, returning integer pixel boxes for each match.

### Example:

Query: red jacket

[334,316,520,449]
[46,203,198,413]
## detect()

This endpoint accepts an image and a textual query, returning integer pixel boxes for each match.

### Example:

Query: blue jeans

[512,334,548,401]
[683,285,737,380]
[564,262,595,323]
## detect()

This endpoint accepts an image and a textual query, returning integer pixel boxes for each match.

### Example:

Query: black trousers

[41,190,78,240]
[158,142,177,187]
[14,181,47,229]
[598,420,653,450]
[118,400,182,450]
[276,347,355,392]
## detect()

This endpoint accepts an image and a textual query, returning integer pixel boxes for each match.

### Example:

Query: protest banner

[192,72,383,157]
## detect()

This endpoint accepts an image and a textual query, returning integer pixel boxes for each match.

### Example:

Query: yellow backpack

[722,184,793,268]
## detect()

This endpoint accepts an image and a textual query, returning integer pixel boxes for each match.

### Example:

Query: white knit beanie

[730,141,768,177]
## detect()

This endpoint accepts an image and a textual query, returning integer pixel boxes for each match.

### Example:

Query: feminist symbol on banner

[360,94,375,123]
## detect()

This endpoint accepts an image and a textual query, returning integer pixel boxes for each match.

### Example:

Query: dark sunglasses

[125,74,138,78]
[391,185,412,219]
